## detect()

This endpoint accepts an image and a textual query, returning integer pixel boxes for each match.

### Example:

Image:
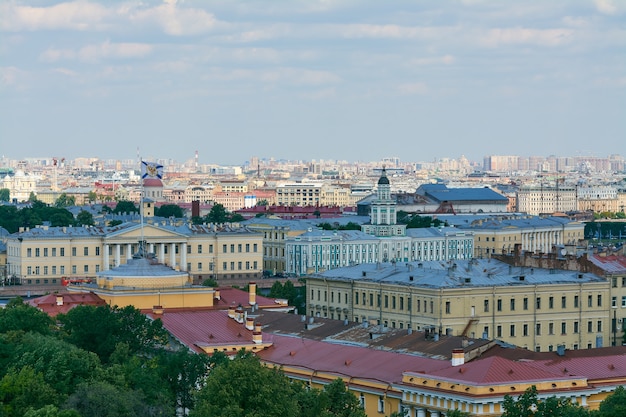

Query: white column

[181,243,187,271]
[416,408,426,417]
[430,411,440,417]
[159,243,165,264]
[170,243,176,268]
[126,243,132,260]
[149,243,154,254]
[115,244,121,267]
[104,244,109,271]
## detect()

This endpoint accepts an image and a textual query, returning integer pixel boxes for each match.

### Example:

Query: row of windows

[477,294,607,313]
[220,243,258,254]
[493,320,603,338]
[220,261,258,271]
[27,265,100,275]
[27,247,101,257]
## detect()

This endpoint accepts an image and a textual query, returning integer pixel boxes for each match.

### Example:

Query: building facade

[5,222,264,286]
[305,259,617,353]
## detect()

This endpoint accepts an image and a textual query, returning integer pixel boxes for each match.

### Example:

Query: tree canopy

[155,204,184,218]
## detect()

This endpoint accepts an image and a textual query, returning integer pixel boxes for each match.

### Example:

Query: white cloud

[479,28,573,47]
[129,1,218,36]
[593,0,625,15]
[204,67,340,86]
[396,82,429,95]
[0,1,111,31]
[0,66,21,86]
[410,55,455,66]
[40,41,153,63]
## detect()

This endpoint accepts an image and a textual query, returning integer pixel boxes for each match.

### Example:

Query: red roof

[143,178,163,187]
[146,309,271,354]
[213,287,291,311]
[588,254,626,274]
[28,292,107,317]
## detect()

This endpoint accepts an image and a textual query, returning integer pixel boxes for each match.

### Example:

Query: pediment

[105,224,188,241]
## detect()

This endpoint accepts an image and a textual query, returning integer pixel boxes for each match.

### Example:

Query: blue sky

[1,0,624,166]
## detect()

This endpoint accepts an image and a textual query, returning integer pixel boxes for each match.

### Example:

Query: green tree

[0,366,59,417]
[11,332,101,396]
[54,193,76,208]
[24,405,81,417]
[0,298,53,335]
[87,191,97,203]
[108,219,123,227]
[113,200,138,214]
[202,278,218,287]
[28,191,38,202]
[0,205,21,233]
[598,385,626,417]
[0,188,10,202]
[156,348,210,413]
[502,386,591,417]
[191,355,301,417]
[155,204,184,218]
[65,380,158,417]
[318,378,367,417]
[205,203,228,223]
[230,213,245,222]
[58,305,168,363]
[256,200,269,206]
[76,210,95,226]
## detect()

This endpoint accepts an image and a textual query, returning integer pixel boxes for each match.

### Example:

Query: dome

[377,168,389,185]
[143,178,163,187]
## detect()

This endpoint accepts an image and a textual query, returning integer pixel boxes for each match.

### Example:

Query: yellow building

[5,222,264,286]
[306,259,616,353]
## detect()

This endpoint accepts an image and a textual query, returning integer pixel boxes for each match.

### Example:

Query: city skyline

[1,0,624,165]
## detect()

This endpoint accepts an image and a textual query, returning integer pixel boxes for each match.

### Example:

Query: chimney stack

[249,282,257,306]
[451,348,465,366]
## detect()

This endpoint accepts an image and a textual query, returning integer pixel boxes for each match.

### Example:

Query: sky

[1,0,625,166]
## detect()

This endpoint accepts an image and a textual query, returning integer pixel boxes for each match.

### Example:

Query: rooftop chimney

[249,282,257,306]
[245,316,254,331]
[452,348,465,366]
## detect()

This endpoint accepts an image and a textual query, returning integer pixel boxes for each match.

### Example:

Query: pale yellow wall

[307,276,613,352]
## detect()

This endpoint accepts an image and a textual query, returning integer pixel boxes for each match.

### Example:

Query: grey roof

[242,216,370,230]
[440,214,578,230]
[405,227,472,238]
[290,228,378,242]
[96,257,188,278]
[311,258,605,289]
[416,184,509,203]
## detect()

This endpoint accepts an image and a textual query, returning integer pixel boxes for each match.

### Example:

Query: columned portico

[104,244,110,270]
[170,243,176,268]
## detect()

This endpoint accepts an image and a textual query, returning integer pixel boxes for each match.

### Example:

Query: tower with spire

[361,167,406,237]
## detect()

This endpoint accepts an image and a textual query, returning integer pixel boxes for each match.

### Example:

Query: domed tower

[361,167,405,237]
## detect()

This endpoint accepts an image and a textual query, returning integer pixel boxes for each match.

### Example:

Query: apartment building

[306,259,618,352]
[516,185,578,215]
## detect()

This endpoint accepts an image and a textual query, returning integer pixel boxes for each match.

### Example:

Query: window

[574,295,579,308]
[95,247,100,256]
[84,247,89,256]
[392,296,396,309]
[497,299,502,312]
[574,321,579,334]
[27,266,32,275]
[198,262,202,271]
[384,295,389,308]
[523,297,528,310]
[246,243,250,252]
[536,297,541,310]
[35,266,40,275]
[222,262,227,270]
[253,243,258,252]
[60,266,65,274]
[355,293,359,305]
[561,322,566,335]
[510,298,516,311]
[597,321,602,332]
[445,301,451,314]
[238,244,242,253]
[52,266,57,275]
[72,265,77,274]
[230,244,235,253]
[612,277,618,288]
[253,261,257,269]
[44,248,48,257]
[369,293,374,307]
[400,297,404,311]
[52,248,57,256]
[222,244,227,253]
[561,296,566,309]
[84,265,89,273]
[245,261,250,270]
[238,261,242,270]
[198,245,202,254]
[27,248,32,257]
[612,296,617,308]
[549,296,554,309]
[588,295,593,307]
[523,324,528,336]
[230,262,235,270]
[60,248,65,256]
[359,394,365,409]
[536,323,541,335]
[72,247,76,256]
[496,325,502,338]
[588,321,593,333]
[484,299,489,312]
[430,301,434,314]
[597,295,602,307]
[377,396,384,413]
[510,325,516,337]
[549,323,554,335]
[44,266,48,275]
[622,296,626,308]
[35,248,40,257]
